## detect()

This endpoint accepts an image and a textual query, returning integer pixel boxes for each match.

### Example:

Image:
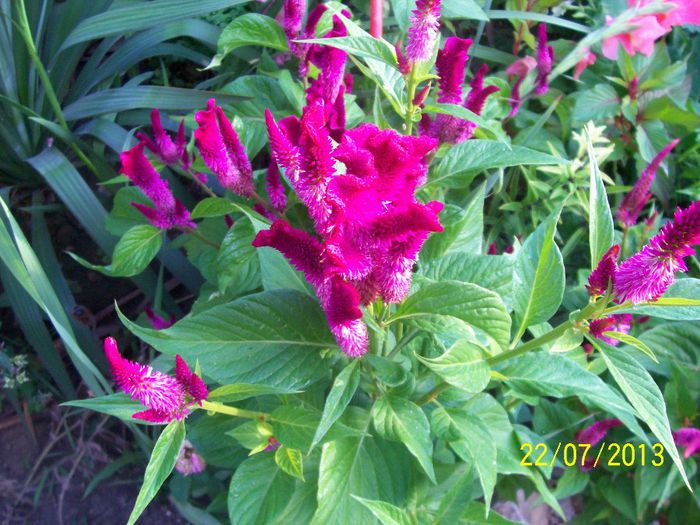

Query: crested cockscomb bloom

[120,142,195,230]
[256,112,442,356]
[534,25,554,95]
[266,161,287,211]
[145,305,175,330]
[405,0,442,63]
[136,109,189,168]
[587,244,620,296]
[673,427,700,458]
[104,337,207,423]
[175,440,207,476]
[576,418,623,446]
[614,200,700,303]
[573,49,596,80]
[616,139,680,227]
[194,99,254,197]
[588,314,633,345]
[283,0,306,52]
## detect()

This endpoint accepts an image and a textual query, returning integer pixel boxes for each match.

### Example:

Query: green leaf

[416,341,490,393]
[227,454,298,525]
[208,13,289,68]
[572,84,620,123]
[422,254,514,310]
[586,124,615,267]
[217,218,256,292]
[63,87,245,121]
[62,0,250,48]
[191,197,240,219]
[372,395,435,483]
[118,290,335,389]
[601,331,658,363]
[431,407,497,510]
[442,0,489,21]
[501,352,646,438]
[297,36,398,69]
[485,10,590,32]
[423,104,506,143]
[352,497,413,525]
[312,419,412,525]
[208,384,300,403]
[431,140,566,188]
[512,211,565,341]
[62,393,151,423]
[591,339,690,490]
[127,420,186,525]
[460,502,521,524]
[388,281,511,353]
[70,225,162,277]
[311,360,361,450]
[275,447,305,481]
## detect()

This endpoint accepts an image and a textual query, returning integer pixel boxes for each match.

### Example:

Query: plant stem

[251,190,287,221]
[404,67,417,135]
[387,328,419,359]
[200,400,268,420]
[15,0,99,178]
[179,226,219,249]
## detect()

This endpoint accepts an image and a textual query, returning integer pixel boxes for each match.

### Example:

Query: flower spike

[586,244,620,296]
[104,337,207,423]
[534,24,554,95]
[405,0,442,63]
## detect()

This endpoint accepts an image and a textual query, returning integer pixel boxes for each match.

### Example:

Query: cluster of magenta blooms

[104,0,700,463]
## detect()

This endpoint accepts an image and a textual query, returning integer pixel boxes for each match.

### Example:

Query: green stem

[387,328,419,359]
[200,400,267,420]
[619,226,628,260]
[404,67,417,135]
[179,226,220,249]
[15,0,99,177]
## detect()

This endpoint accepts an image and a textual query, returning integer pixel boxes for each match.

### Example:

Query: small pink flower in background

[616,139,680,227]
[534,25,554,95]
[144,305,175,330]
[266,162,287,212]
[576,418,623,446]
[395,43,410,75]
[282,0,306,55]
[104,337,207,423]
[601,0,700,60]
[257,108,442,357]
[506,56,536,118]
[194,99,254,197]
[136,109,189,168]
[265,436,281,452]
[405,0,442,63]
[672,427,700,458]
[588,314,633,345]
[573,49,596,80]
[175,440,207,476]
[120,142,195,230]
[582,342,594,355]
[614,200,700,303]
[586,244,620,296]
[435,37,473,105]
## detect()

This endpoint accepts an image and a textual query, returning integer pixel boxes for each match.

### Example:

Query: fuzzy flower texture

[255,105,442,357]
[104,337,207,423]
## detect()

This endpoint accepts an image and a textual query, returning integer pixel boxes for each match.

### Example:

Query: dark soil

[0,408,187,525]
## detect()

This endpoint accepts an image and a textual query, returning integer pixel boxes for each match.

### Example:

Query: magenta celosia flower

[104,337,207,423]
[576,418,623,446]
[587,244,620,296]
[588,314,633,345]
[506,55,537,78]
[405,0,442,63]
[534,25,554,95]
[194,99,254,197]
[616,139,680,227]
[175,440,207,476]
[120,142,195,230]
[283,0,306,48]
[673,427,700,458]
[436,37,473,104]
[145,305,175,330]
[573,49,596,80]
[136,109,189,167]
[252,220,368,357]
[615,200,700,303]
[257,110,442,356]
[266,162,287,211]
[395,43,410,75]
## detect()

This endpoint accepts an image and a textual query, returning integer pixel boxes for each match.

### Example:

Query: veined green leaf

[208,13,288,69]
[63,393,156,424]
[416,340,490,394]
[602,331,658,363]
[352,497,413,525]
[275,447,305,481]
[127,420,186,525]
[586,124,615,267]
[312,360,361,450]
[297,36,398,69]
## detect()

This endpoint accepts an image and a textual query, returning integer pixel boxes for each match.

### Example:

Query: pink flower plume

[405,0,442,63]
[587,244,620,296]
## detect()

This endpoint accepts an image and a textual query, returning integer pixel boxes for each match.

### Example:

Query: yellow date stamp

[520,442,665,469]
